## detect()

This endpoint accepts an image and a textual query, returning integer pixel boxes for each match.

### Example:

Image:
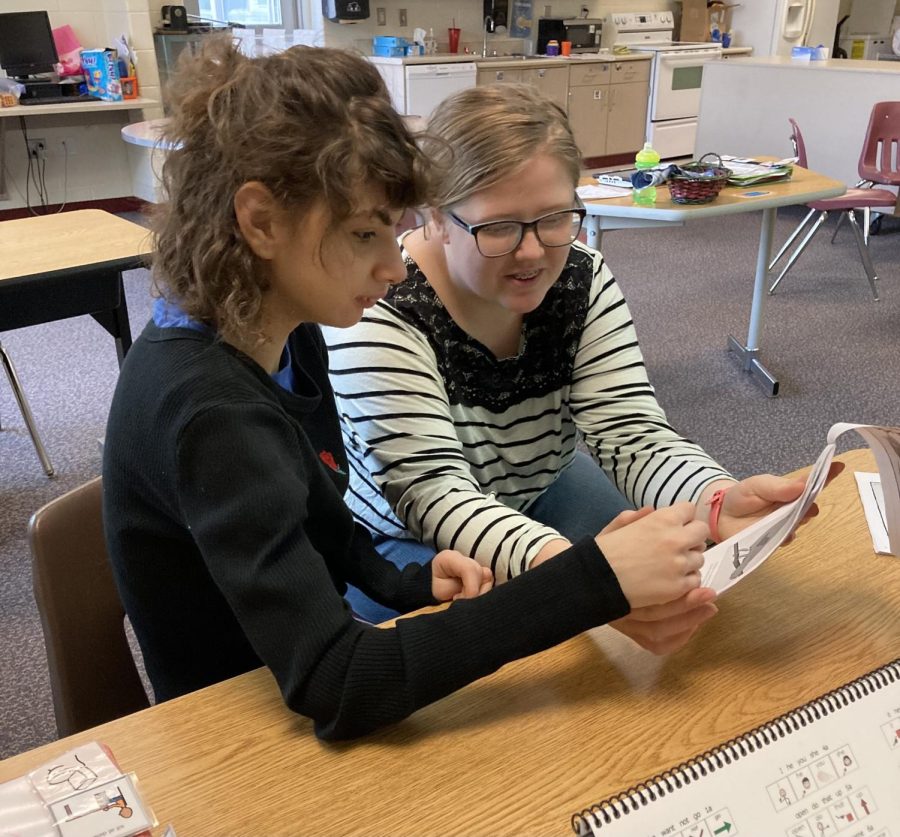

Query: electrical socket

[27,138,46,160]
[376,6,386,25]
[398,8,407,26]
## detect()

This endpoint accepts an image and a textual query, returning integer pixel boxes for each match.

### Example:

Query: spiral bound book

[571,659,900,837]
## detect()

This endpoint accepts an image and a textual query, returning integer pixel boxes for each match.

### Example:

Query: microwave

[536,17,603,54]
[563,18,604,52]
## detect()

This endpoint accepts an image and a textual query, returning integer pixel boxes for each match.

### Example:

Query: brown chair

[29,477,150,737]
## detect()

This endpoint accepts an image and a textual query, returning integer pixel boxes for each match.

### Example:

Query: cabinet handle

[538,69,545,78]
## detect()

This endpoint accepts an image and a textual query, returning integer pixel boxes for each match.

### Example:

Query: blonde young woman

[325,84,827,644]
[102,42,715,741]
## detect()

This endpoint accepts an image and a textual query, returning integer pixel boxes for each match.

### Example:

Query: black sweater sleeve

[175,400,629,741]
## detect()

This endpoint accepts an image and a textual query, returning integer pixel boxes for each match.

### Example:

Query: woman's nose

[514,227,545,260]
[379,242,407,285]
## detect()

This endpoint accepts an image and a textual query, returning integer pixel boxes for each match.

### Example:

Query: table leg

[89,272,133,369]
[0,120,7,202]
[583,216,602,250]
[726,207,780,397]
[0,340,54,476]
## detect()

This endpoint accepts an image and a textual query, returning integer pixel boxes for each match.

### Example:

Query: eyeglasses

[446,197,587,258]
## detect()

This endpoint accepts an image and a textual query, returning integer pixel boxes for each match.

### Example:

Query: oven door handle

[657,51,721,65]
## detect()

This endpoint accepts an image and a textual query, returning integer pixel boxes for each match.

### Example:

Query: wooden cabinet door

[476,68,524,86]
[605,80,649,156]
[567,84,608,158]
[520,66,569,112]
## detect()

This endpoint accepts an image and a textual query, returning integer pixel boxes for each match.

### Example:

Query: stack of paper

[721,155,796,186]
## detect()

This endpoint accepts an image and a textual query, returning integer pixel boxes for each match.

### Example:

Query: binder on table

[571,659,900,836]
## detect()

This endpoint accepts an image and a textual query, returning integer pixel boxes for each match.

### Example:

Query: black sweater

[102,321,630,740]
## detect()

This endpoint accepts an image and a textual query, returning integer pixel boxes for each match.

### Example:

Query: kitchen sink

[472,54,536,61]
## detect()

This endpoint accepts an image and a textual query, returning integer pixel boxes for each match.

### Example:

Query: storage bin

[373,36,408,56]
[373,44,406,56]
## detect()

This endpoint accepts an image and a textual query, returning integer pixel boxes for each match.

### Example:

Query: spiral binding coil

[571,659,900,836]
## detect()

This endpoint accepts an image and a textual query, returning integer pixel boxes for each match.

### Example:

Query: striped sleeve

[569,245,734,507]
[324,311,562,582]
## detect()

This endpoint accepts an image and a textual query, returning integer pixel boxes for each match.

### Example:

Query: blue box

[373,36,408,46]
[81,48,123,102]
[372,35,408,56]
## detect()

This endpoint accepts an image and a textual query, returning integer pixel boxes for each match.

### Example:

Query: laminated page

[0,741,155,837]
[701,422,900,595]
[854,472,891,555]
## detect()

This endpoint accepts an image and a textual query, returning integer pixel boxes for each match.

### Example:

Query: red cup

[561,40,572,56]
[448,27,461,53]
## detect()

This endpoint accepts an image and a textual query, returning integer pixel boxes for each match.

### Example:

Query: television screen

[0,11,59,79]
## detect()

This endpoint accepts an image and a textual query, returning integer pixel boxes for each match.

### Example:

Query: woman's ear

[430,208,453,245]
[234,182,280,260]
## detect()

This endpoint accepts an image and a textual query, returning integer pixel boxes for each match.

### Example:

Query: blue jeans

[345,450,632,624]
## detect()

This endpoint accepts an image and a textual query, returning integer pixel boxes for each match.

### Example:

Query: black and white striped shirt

[324,240,731,580]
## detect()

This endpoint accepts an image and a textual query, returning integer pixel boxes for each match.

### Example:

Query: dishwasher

[404,62,477,118]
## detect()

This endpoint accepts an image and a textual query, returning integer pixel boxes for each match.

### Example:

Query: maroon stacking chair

[768,104,900,300]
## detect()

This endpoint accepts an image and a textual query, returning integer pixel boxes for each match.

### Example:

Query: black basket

[668,153,732,205]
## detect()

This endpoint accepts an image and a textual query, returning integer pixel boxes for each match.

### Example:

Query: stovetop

[628,41,723,53]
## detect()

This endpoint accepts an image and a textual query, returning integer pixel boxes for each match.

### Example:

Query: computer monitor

[0,11,59,80]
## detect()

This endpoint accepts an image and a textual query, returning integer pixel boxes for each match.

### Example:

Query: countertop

[368,52,653,67]
[710,55,900,73]
[0,96,156,119]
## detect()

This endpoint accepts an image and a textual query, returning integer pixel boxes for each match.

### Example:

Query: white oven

[648,47,721,121]
[602,11,722,159]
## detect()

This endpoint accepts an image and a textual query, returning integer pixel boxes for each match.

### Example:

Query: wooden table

[1,448,894,837]
[0,209,152,367]
[580,165,846,396]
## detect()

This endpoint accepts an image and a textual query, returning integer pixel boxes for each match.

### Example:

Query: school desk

[0,209,152,367]
[580,165,846,397]
[0,448,893,837]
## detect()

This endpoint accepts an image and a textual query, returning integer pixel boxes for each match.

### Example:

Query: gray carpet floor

[1,205,898,760]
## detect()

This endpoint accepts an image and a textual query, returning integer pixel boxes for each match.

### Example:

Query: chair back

[29,477,150,737]
[858,101,900,186]
[788,118,809,169]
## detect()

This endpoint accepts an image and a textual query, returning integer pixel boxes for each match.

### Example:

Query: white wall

[696,58,900,186]
[1,0,162,211]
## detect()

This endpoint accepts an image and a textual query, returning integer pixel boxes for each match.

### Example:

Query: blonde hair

[153,35,430,339]
[420,83,581,209]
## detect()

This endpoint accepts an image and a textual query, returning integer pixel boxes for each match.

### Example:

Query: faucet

[482,14,495,57]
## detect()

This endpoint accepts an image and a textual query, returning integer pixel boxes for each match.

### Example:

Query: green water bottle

[633,142,661,206]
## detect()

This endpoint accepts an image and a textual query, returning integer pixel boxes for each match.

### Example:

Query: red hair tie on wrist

[706,488,729,544]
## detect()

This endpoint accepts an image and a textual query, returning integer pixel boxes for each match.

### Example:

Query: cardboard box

[679,0,709,43]
[81,48,123,102]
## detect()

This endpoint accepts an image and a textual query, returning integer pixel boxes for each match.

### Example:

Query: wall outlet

[26,138,46,160]
[376,6,386,25]
[398,8,407,26]
[580,5,589,17]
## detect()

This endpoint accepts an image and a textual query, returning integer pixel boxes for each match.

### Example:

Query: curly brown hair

[152,35,430,339]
